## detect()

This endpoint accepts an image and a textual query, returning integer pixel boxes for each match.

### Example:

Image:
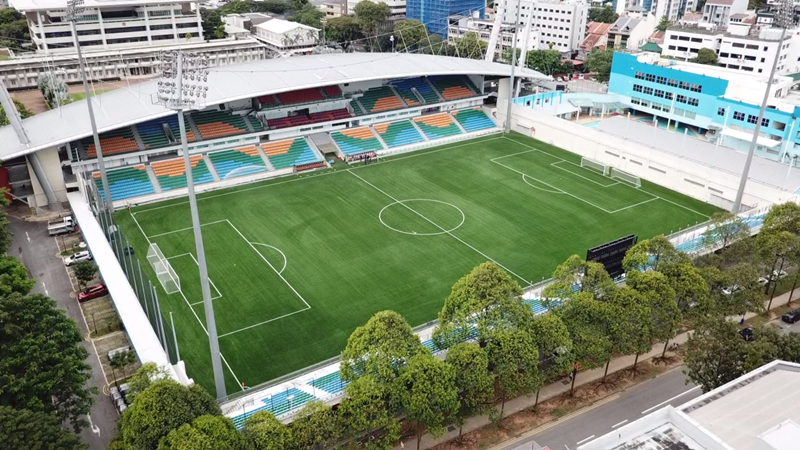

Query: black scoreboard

[586,234,638,278]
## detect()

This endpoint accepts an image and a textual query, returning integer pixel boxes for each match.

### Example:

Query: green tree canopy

[354,1,390,38]
[393,19,427,51]
[690,48,718,65]
[444,343,493,441]
[0,8,30,52]
[626,270,680,356]
[325,15,361,50]
[762,201,800,235]
[584,47,614,82]
[288,400,341,450]
[701,211,750,251]
[72,260,98,293]
[242,410,292,450]
[418,33,454,55]
[0,292,95,432]
[487,328,541,417]
[218,0,289,15]
[655,16,671,32]
[289,3,324,29]
[684,317,748,392]
[118,380,221,450]
[126,363,172,404]
[0,254,35,297]
[526,49,563,75]
[660,261,712,318]
[588,6,618,23]
[158,415,246,450]
[200,9,226,40]
[607,287,653,371]
[454,31,487,59]
[397,353,459,449]
[338,375,400,450]
[543,254,616,304]
[0,406,86,450]
[0,98,33,127]
[623,235,689,273]
[529,313,573,381]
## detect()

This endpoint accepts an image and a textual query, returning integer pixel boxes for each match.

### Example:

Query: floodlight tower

[732,8,789,213]
[155,51,226,399]
[66,0,111,208]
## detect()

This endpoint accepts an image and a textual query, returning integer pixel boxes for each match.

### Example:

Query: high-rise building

[407,0,485,36]
[497,0,588,52]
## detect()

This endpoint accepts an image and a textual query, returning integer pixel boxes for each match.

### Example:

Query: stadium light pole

[66,0,111,209]
[504,0,522,134]
[156,50,227,400]
[732,27,786,213]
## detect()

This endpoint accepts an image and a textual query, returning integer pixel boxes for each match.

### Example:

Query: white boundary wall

[500,103,799,209]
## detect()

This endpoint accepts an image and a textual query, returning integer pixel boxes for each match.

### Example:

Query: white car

[64,251,92,266]
[721,285,741,296]
[773,270,788,279]
[78,241,87,249]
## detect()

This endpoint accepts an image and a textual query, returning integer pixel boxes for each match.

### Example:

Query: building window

[645,74,656,82]
[718,107,725,116]
[732,42,745,48]
[676,94,687,103]
[643,87,654,95]
[656,76,667,84]
[719,52,729,57]
[631,97,641,105]
[665,92,673,100]
[688,98,699,106]
[655,89,665,98]
[747,114,758,124]
[690,84,702,93]
[668,79,678,87]
[773,120,786,131]
[679,81,690,90]
[633,84,643,92]
[762,117,770,127]
[669,45,676,50]
[733,111,745,121]
[746,44,758,50]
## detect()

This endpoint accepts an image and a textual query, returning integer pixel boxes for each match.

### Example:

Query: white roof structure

[0,53,547,161]
[255,18,318,34]
[10,0,192,11]
[579,360,800,450]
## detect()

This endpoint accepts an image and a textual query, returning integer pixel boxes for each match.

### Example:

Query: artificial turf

[115,132,719,394]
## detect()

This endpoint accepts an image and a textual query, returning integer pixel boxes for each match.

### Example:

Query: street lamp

[65,0,112,209]
[155,50,226,400]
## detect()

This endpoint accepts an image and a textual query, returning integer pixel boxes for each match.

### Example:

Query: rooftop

[255,18,319,34]
[9,0,192,11]
[0,53,547,161]
[706,0,734,4]
[667,25,789,41]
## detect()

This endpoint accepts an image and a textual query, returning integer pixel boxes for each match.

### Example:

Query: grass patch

[116,133,719,392]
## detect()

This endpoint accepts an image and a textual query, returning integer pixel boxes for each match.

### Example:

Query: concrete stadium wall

[499,102,798,209]
[28,147,68,208]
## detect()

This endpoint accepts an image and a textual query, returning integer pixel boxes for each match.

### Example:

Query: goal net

[147,243,180,294]
[609,167,642,188]
[580,157,610,176]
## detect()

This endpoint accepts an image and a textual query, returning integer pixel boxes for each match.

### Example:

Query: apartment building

[347,0,406,19]
[253,19,319,56]
[663,26,793,74]
[13,0,205,54]
[701,0,747,28]
[498,0,588,52]
[651,0,682,22]
[320,0,346,18]
[607,15,655,50]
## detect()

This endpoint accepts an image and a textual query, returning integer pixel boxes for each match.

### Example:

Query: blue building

[407,0,485,36]
[607,52,800,164]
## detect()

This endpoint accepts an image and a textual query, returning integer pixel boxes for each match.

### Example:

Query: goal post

[609,167,642,188]
[147,243,181,294]
[580,157,610,176]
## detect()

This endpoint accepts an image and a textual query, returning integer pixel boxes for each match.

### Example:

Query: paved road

[501,366,701,450]
[10,217,116,450]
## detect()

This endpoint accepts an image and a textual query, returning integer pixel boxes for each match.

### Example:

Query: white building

[579,360,800,450]
[607,15,656,50]
[11,0,205,55]
[651,0,682,22]
[447,15,541,57]
[663,26,794,74]
[499,0,588,52]
[320,0,346,18]
[253,19,319,55]
[701,0,748,28]
[346,0,405,19]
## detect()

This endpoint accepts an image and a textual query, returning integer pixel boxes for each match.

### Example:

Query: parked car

[774,270,788,279]
[722,285,742,296]
[739,327,754,341]
[758,277,769,286]
[78,241,87,249]
[782,309,800,324]
[64,251,92,266]
[78,284,108,302]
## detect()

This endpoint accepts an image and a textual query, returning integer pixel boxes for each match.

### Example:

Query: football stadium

[0,52,753,421]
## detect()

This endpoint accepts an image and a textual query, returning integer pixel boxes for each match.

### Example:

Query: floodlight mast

[66,0,111,208]
[156,51,226,400]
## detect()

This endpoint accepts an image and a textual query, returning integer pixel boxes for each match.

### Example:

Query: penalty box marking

[166,253,223,303]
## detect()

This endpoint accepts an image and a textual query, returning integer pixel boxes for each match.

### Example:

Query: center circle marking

[378,199,465,236]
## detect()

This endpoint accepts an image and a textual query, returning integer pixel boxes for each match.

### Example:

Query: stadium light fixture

[504,0,522,134]
[156,50,227,400]
[66,0,112,208]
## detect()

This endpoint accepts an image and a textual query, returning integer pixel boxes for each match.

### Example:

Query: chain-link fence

[86,180,180,364]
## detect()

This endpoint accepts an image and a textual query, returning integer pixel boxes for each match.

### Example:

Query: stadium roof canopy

[0,53,547,161]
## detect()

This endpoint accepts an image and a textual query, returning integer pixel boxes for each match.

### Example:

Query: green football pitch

[116,132,719,393]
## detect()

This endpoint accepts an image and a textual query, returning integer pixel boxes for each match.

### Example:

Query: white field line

[348,169,533,286]
[250,243,288,274]
[608,197,660,214]
[147,219,229,238]
[550,160,619,187]
[522,174,567,194]
[188,252,222,301]
[131,136,505,217]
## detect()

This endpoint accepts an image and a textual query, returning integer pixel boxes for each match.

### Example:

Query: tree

[0,254,35,297]
[584,47,614,83]
[325,15,361,50]
[0,292,95,432]
[762,202,800,235]
[118,380,221,450]
[691,48,718,66]
[37,72,69,109]
[454,31,487,59]
[655,16,671,32]
[0,98,33,127]
[486,328,542,417]
[0,194,9,254]
[526,49,562,75]
[0,8,30,53]
[354,1,390,41]
[710,263,763,316]
[627,270,680,358]
[72,260,98,293]
[684,317,748,392]
[289,3,324,29]
[110,350,137,386]
[289,400,341,450]
[701,211,749,252]
[200,9,226,40]
[126,363,172,404]
[588,6,618,23]
[338,375,401,450]
[554,292,614,395]
[158,415,247,450]
[242,411,292,450]
[418,33,454,56]
[218,0,289,15]
[543,254,616,304]
[607,287,652,372]
[393,19,427,52]
[660,261,712,319]
[0,406,85,450]
[529,313,573,384]
[623,235,688,273]
[444,343,493,442]
[397,353,459,450]
[756,230,798,297]
[502,47,521,64]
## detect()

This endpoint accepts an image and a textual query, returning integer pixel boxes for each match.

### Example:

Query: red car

[78,284,108,302]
